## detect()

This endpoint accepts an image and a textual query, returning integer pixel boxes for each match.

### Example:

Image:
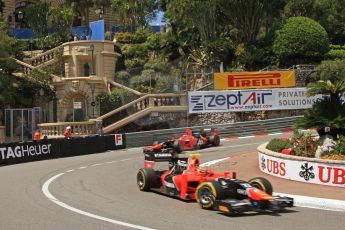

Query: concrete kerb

[275,193,345,212]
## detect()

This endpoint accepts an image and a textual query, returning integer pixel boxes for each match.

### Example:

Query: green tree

[163,0,232,69]
[110,0,158,31]
[317,0,345,44]
[50,6,75,40]
[221,0,266,44]
[0,0,4,14]
[294,60,345,137]
[25,2,50,37]
[283,0,317,18]
[0,20,18,109]
[273,16,329,65]
[283,0,345,44]
[65,0,94,26]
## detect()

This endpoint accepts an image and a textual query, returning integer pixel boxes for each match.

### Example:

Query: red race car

[137,152,294,214]
[144,128,220,155]
[174,128,220,150]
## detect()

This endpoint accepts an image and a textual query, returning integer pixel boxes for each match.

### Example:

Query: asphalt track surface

[0,135,344,230]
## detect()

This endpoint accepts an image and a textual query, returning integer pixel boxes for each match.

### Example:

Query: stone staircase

[99,93,187,134]
[27,45,62,67]
[14,44,188,137]
[13,59,61,83]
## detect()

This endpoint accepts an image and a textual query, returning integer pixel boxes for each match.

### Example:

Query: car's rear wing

[144,151,176,162]
[143,151,189,169]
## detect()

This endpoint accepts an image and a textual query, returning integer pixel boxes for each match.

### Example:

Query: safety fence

[0,134,125,165]
[125,116,299,148]
[0,116,299,165]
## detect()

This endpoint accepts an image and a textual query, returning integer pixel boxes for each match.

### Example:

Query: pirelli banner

[214,71,296,90]
[188,88,324,114]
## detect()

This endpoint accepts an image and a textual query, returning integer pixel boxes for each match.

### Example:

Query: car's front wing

[215,196,294,214]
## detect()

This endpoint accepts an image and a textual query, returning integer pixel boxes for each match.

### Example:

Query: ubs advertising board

[188,88,324,114]
[259,152,345,187]
[214,71,295,90]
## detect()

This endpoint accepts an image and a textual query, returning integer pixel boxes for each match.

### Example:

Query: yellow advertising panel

[214,71,296,90]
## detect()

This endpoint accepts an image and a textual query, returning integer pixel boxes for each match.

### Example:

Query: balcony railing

[39,121,98,138]
[29,45,62,67]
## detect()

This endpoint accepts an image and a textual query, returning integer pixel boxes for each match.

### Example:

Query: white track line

[238,135,255,139]
[42,164,157,230]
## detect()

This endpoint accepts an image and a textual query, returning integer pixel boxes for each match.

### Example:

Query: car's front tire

[196,181,225,210]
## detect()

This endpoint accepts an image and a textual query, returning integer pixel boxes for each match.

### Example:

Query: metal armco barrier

[0,134,126,165]
[125,116,299,148]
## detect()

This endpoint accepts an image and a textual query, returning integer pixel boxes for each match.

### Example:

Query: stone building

[53,40,120,122]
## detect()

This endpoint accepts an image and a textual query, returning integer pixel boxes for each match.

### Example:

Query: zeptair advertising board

[214,71,296,90]
[188,88,324,114]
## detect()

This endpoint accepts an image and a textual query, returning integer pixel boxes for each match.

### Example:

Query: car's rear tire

[248,177,273,195]
[209,135,220,146]
[137,168,157,191]
[196,181,225,210]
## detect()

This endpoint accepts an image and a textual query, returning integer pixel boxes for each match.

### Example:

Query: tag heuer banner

[214,71,296,90]
[188,88,324,114]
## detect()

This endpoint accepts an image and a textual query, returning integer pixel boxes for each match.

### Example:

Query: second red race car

[137,152,294,214]
[143,128,220,155]
[175,128,220,150]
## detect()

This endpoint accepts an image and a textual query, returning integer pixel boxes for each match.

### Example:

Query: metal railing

[125,116,299,148]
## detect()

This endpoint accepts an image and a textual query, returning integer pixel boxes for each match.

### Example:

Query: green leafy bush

[116,32,135,43]
[266,138,292,152]
[273,16,329,63]
[291,132,318,158]
[333,136,345,155]
[96,89,137,115]
[144,58,169,73]
[326,49,345,59]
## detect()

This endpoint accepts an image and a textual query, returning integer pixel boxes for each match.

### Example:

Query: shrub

[273,16,329,64]
[266,138,292,152]
[333,136,345,155]
[326,49,345,60]
[115,70,130,84]
[291,131,318,158]
[115,32,135,43]
[96,89,137,115]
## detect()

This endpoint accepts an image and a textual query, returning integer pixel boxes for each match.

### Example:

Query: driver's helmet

[188,154,200,169]
[185,128,192,136]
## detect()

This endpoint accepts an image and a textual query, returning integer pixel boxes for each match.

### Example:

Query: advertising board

[259,152,345,187]
[214,71,296,90]
[188,88,324,114]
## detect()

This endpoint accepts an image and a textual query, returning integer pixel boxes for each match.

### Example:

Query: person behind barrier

[64,126,72,139]
[33,129,40,142]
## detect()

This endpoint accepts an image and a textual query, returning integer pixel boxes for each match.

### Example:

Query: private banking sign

[188,88,324,114]
[214,71,296,90]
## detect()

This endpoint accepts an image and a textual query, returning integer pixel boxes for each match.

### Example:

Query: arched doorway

[62,90,90,122]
